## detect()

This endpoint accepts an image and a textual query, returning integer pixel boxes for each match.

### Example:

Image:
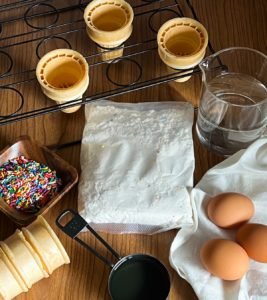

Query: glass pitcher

[196,47,267,156]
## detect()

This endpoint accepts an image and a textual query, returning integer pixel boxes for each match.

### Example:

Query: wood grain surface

[0,0,266,299]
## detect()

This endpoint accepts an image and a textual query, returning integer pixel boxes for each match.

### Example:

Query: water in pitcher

[196,73,267,156]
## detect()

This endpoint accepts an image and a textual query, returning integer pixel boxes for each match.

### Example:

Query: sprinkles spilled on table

[0,156,62,213]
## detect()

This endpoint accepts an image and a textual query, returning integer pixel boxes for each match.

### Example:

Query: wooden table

[0,0,266,299]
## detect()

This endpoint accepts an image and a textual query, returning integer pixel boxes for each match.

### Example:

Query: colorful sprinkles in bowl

[0,155,62,213]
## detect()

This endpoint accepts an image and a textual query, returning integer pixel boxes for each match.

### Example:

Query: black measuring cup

[56,209,170,300]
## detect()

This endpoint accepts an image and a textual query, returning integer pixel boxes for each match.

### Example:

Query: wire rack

[0,0,216,126]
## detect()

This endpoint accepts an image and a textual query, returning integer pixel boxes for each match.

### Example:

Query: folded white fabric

[170,138,267,300]
[78,100,195,234]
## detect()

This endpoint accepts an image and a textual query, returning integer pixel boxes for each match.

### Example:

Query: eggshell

[236,223,267,263]
[200,239,249,280]
[207,192,254,228]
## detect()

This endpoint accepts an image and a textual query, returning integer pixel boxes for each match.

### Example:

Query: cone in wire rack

[22,216,70,275]
[84,0,134,62]
[36,48,89,113]
[0,248,28,300]
[0,230,48,289]
[157,17,208,82]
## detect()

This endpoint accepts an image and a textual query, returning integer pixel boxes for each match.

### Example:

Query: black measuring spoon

[56,209,170,300]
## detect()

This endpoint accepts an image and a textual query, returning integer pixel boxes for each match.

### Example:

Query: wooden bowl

[0,136,78,226]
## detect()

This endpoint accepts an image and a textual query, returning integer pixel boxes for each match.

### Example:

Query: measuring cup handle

[56,209,87,237]
[56,209,121,268]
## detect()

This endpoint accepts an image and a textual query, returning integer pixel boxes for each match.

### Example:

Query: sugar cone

[36,49,89,113]
[22,216,70,275]
[0,230,48,289]
[157,18,208,82]
[84,0,134,62]
[0,248,28,300]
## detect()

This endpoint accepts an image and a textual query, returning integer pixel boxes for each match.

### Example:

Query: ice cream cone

[157,18,208,82]
[22,216,70,275]
[0,248,28,300]
[36,49,89,113]
[84,0,134,62]
[0,230,48,289]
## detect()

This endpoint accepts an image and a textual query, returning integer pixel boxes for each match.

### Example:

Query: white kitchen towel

[170,138,267,300]
[78,100,195,234]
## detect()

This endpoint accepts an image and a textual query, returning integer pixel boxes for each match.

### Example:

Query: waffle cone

[0,248,28,300]
[36,49,89,113]
[84,0,133,62]
[22,216,70,275]
[0,230,48,289]
[157,17,208,82]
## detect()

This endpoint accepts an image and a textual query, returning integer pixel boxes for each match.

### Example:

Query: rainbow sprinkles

[0,156,62,213]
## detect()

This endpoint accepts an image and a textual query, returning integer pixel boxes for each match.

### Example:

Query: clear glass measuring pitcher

[196,47,267,156]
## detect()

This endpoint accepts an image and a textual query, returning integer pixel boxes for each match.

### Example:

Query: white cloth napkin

[78,100,195,234]
[170,138,267,300]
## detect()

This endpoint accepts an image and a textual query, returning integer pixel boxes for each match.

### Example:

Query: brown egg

[236,223,267,263]
[200,239,249,280]
[207,192,254,228]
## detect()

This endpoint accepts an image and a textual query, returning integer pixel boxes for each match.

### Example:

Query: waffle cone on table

[36,48,89,113]
[157,17,208,82]
[0,216,70,300]
[84,0,134,62]
[0,248,28,300]
[0,230,48,289]
[22,216,70,275]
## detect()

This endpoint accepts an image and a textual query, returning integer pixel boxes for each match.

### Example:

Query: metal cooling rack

[0,0,216,125]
